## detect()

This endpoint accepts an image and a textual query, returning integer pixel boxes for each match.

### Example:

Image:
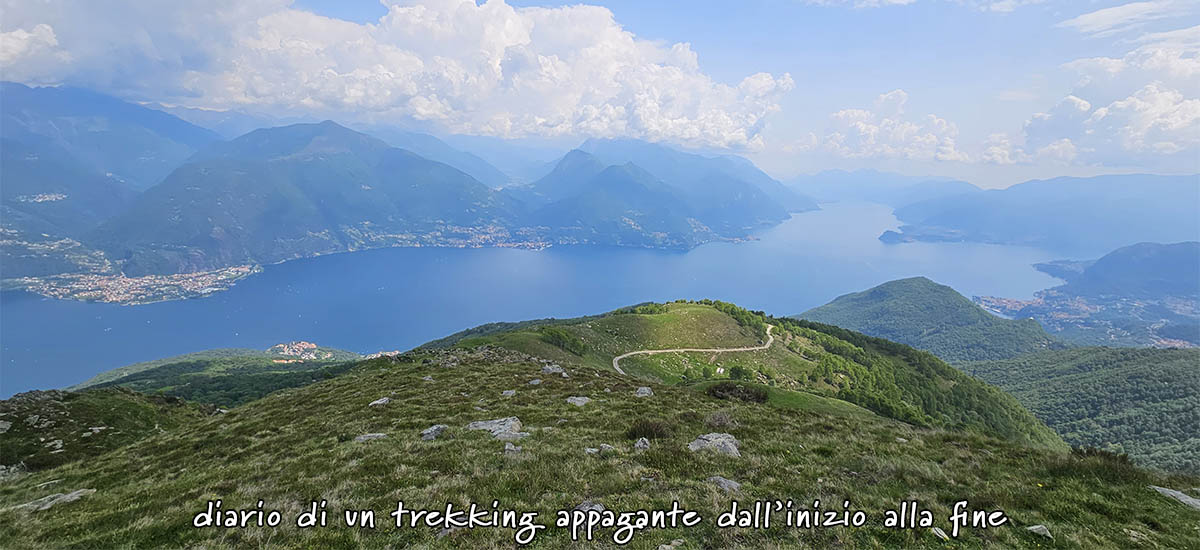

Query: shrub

[705,381,768,403]
[626,417,675,440]
[705,410,737,428]
[539,327,586,356]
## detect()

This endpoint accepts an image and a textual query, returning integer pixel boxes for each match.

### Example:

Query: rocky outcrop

[466,417,529,440]
[1149,486,1200,511]
[708,476,741,492]
[420,425,448,441]
[10,489,95,512]
[687,433,741,457]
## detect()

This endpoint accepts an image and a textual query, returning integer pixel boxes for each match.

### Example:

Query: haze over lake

[0,202,1062,397]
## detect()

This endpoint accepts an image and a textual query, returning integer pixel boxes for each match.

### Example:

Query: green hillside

[69,344,362,407]
[443,301,1064,449]
[961,348,1200,474]
[2,329,1198,548]
[0,388,210,472]
[799,277,1060,362]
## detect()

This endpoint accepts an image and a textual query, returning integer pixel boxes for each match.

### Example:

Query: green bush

[626,417,675,440]
[706,381,768,403]
[539,326,586,356]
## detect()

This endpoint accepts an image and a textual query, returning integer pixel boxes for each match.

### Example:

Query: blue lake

[0,202,1064,397]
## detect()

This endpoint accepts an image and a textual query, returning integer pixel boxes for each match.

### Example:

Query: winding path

[611,324,775,375]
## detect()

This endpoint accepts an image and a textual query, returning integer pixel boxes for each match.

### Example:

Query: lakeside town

[4,265,259,305]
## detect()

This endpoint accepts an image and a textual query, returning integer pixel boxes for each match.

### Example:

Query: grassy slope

[0,388,211,471]
[458,301,1064,449]
[961,348,1200,474]
[1,347,1197,549]
[798,277,1060,363]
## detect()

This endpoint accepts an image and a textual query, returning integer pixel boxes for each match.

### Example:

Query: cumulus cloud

[791,89,969,162]
[0,0,792,149]
[992,20,1200,168]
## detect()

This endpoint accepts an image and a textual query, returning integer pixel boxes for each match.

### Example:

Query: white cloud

[795,89,969,162]
[0,0,792,149]
[802,0,1041,11]
[1056,1,1198,37]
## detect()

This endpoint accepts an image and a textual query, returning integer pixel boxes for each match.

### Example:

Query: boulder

[687,433,741,457]
[574,500,605,513]
[634,438,650,451]
[708,476,741,493]
[1026,525,1053,539]
[1149,485,1200,511]
[504,442,522,456]
[368,397,390,407]
[566,396,591,407]
[635,387,654,398]
[467,417,529,440]
[501,390,516,397]
[420,425,448,441]
[354,433,387,443]
[528,379,542,386]
[422,376,434,382]
[11,489,95,512]
[542,365,564,375]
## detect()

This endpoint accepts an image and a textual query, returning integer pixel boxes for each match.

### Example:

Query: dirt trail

[611,324,775,375]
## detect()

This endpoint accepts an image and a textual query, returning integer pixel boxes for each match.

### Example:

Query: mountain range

[1,83,816,283]
[788,169,981,208]
[880,174,1200,255]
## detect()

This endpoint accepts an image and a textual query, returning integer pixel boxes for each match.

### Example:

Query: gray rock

[574,500,605,513]
[542,365,564,375]
[368,397,391,407]
[12,489,96,512]
[600,444,616,454]
[421,424,448,441]
[528,379,542,385]
[687,433,741,457]
[1149,485,1200,511]
[501,390,516,397]
[584,447,600,455]
[656,538,686,550]
[635,386,654,398]
[895,437,908,444]
[1026,525,1053,539]
[708,476,741,492]
[504,442,522,456]
[566,396,591,407]
[467,416,529,440]
[635,437,650,451]
[422,376,434,382]
[354,433,387,443]
[0,421,11,434]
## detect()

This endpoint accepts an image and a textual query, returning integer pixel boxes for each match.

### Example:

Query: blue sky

[4,0,1198,186]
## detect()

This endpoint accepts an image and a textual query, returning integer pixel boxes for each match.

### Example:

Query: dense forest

[961,347,1200,473]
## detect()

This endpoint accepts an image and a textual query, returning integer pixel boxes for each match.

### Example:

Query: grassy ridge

[0,388,210,472]
[1,348,1197,549]
[451,301,1065,449]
